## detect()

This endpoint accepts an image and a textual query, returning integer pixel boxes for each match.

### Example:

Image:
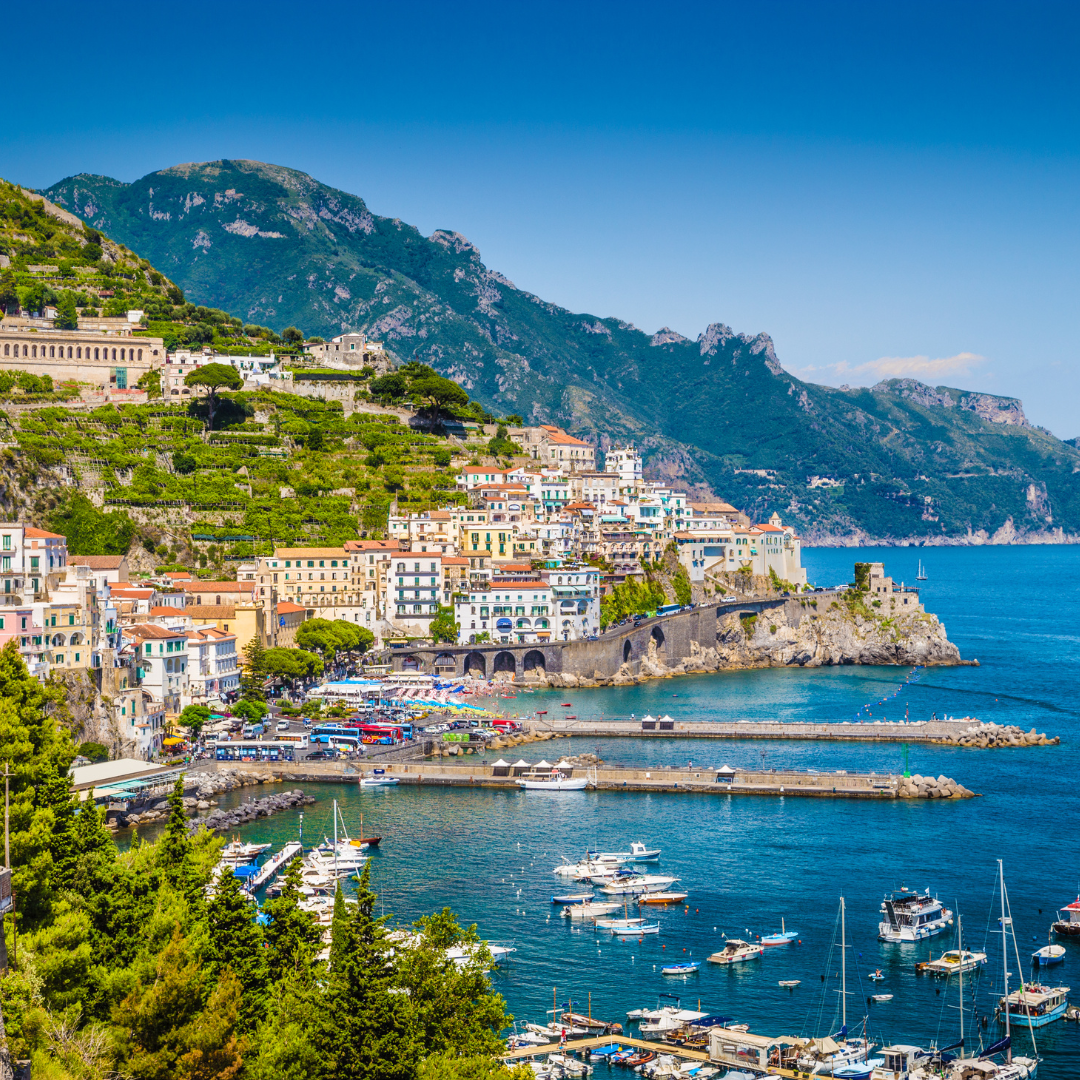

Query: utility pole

[0,764,10,972]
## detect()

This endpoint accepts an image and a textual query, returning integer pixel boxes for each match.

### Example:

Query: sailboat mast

[334,798,339,879]
[999,859,1011,1063]
[841,895,847,1034]
[958,914,964,1051]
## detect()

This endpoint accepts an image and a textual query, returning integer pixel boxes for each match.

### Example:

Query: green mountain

[45,160,1080,543]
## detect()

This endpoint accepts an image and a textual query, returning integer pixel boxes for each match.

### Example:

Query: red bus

[358,723,405,745]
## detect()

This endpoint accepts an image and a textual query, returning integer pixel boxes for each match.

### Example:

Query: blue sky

[8,1,1080,436]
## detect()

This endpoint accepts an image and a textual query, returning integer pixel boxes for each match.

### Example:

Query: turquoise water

[179,547,1080,1075]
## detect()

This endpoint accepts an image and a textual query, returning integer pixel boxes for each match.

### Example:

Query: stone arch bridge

[387,595,797,682]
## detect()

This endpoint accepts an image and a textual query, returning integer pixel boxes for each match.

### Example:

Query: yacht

[878,887,954,942]
[707,939,763,965]
[589,841,661,862]
[598,874,679,896]
[916,948,988,976]
[561,901,621,919]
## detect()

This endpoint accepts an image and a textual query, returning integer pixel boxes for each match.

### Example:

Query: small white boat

[661,961,700,976]
[360,773,400,786]
[598,874,679,895]
[595,916,647,930]
[707,939,763,965]
[778,980,801,987]
[552,893,595,904]
[590,841,661,862]
[612,922,659,936]
[445,942,515,971]
[916,948,988,976]
[872,993,893,1002]
[561,901,621,919]
[219,839,272,863]
[760,917,798,946]
[518,773,588,791]
[638,891,688,905]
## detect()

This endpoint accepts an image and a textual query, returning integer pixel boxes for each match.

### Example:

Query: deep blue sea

[179,547,1080,1075]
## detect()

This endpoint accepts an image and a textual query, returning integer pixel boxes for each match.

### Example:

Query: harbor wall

[190,759,976,800]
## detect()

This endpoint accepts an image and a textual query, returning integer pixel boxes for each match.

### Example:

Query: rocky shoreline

[112,769,314,830]
[897,773,975,799]
[538,594,966,688]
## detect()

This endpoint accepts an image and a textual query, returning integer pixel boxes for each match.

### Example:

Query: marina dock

[502,1033,709,1062]
[249,841,303,888]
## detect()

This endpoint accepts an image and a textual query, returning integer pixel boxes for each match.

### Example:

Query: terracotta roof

[110,587,155,598]
[188,627,234,640]
[163,571,193,580]
[148,605,185,616]
[440,557,469,566]
[184,581,252,593]
[540,428,591,447]
[565,501,596,510]
[344,539,398,551]
[24,527,65,539]
[276,601,307,614]
[127,623,185,640]
[690,501,739,514]
[70,555,125,569]
[461,466,506,475]
[183,604,236,618]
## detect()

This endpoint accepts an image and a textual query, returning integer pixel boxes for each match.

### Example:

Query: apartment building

[0,524,68,606]
[186,627,240,703]
[453,580,553,644]
[387,554,444,637]
[126,623,190,713]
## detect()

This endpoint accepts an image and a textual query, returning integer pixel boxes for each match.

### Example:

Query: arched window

[76,347,82,358]
[112,348,117,360]
[49,346,55,357]
[31,345,37,358]
[138,349,142,361]
[120,348,125,361]
[67,346,73,358]
[2,345,7,357]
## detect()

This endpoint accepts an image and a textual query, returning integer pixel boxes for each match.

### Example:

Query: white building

[187,627,240,703]
[454,580,553,644]
[604,444,644,489]
[125,623,190,714]
[389,554,445,638]
[541,565,602,640]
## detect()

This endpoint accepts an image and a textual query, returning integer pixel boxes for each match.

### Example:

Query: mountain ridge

[43,159,1080,543]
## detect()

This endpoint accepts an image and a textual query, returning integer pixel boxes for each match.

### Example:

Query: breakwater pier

[525,716,1057,746]
[191,759,975,800]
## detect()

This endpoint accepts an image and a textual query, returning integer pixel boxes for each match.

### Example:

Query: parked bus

[215,741,298,762]
[274,733,308,748]
[656,603,682,617]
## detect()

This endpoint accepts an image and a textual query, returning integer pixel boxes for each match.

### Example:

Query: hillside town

[0,424,805,754]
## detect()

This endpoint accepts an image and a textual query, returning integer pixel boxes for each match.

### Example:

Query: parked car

[304,750,334,761]
[276,720,290,732]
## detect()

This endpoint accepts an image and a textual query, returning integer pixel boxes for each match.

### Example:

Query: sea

[163,546,1080,1075]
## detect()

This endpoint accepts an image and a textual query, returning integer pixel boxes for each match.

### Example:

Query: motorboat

[561,901,621,919]
[638,1008,708,1034]
[554,859,622,880]
[1033,941,1066,966]
[639,892,688,905]
[219,839,273,863]
[778,980,801,987]
[707,939,763,965]
[879,887,954,942]
[661,961,700,976]
[597,874,679,895]
[760,917,798,946]
[359,774,400,786]
[795,1037,880,1076]
[518,773,589,791]
[1052,895,1080,937]
[589,841,661,862]
[916,948,988,976]
[552,893,595,904]
[997,983,1070,1027]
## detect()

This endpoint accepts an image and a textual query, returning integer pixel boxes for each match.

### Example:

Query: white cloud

[789,351,986,387]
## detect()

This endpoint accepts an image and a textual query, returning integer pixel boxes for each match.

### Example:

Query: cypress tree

[207,866,267,1032]
[324,862,417,1080]
[157,777,192,882]
[40,762,78,894]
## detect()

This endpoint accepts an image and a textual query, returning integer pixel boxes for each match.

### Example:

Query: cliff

[546,593,963,688]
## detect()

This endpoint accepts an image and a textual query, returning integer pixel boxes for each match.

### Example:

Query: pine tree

[328,881,348,972]
[323,862,417,1080]
[241,638,269,701]
[176,968,247,1080]
[262,858,321,984]
[157,776,192,879]
[208,867,268,1031]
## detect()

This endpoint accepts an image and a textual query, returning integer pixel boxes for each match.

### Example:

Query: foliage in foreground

[0,641,524,1080]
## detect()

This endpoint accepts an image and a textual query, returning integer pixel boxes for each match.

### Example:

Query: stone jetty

[897,774,974,799]
[930,722,1059,748]
[192,789,314,834]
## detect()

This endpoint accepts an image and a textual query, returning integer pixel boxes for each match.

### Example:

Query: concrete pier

[526,716,1014,744]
